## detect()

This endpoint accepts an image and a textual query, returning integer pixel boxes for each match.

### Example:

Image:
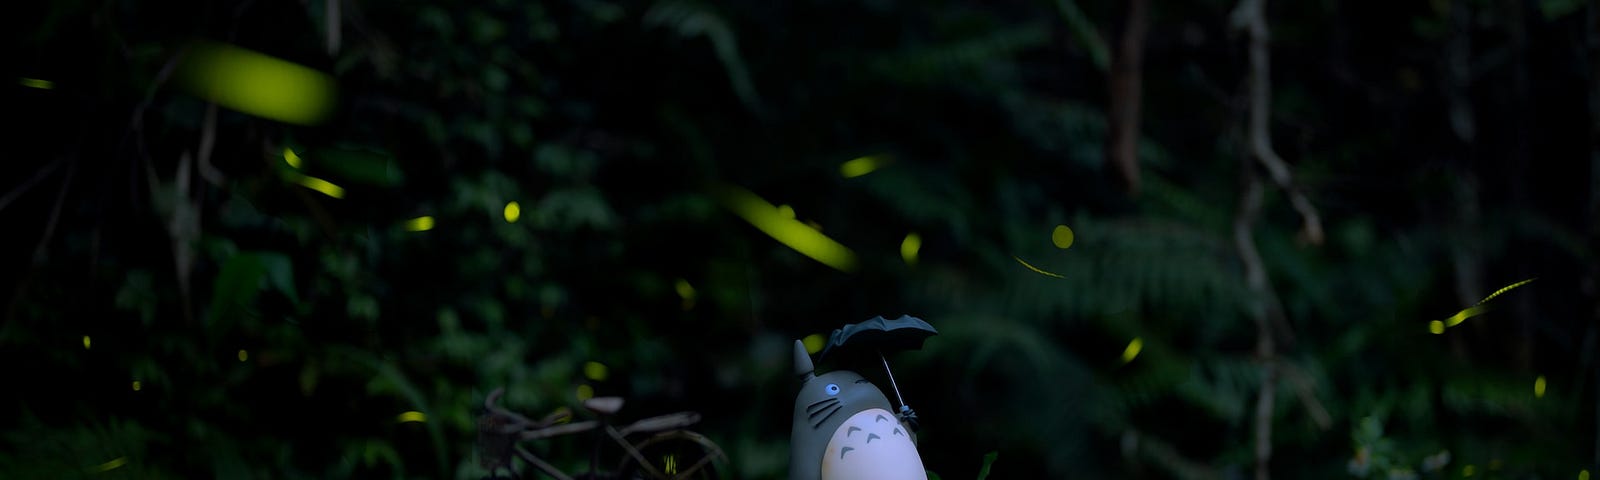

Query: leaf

[643,0,764,114]
[299,363,319,396]
[533,144,600,180]
[306,145,405,186]
[360,440,404,471]
[0,415,171,478]
[1052,0,1108,70]
[1540,0,1586,20]
[976,451,998,480]
[209,253,267,325]
[256,252,298,305]
[346,295,379,321]
[115,269,159,325]
[871,24,1051,85]
[336,347,449,478]
[534,186,618,230]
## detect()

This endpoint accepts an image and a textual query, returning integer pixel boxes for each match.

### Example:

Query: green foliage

[975,451,998,480]
[0,415,173,479]
[644,0,765,115]
[4,0,1596,478]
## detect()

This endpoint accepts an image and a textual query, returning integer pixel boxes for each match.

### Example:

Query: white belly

[819,408,927,480]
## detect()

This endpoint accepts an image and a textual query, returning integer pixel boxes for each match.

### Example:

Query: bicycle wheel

[615,430,728,480]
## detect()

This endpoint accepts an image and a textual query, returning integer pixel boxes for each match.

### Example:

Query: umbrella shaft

[880,352,905,408]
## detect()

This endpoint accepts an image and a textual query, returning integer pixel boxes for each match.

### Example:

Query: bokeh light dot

[1052,225,1075,249]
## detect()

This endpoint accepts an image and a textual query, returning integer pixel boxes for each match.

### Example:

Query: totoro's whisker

[807,400,839,419]
[811,404,841,429]
[808,402,840,421]
[805,398,839,415]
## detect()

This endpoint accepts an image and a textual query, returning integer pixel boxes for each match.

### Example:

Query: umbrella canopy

[815,315,937,431]
[818,315,938,361]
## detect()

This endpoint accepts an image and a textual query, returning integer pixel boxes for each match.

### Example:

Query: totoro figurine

[789,339,927,480]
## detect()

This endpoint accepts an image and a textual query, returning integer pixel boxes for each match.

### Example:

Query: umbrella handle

[898,404,920,433]
[880,352,923,433]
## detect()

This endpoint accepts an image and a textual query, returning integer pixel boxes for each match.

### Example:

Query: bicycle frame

[480,387,716,480]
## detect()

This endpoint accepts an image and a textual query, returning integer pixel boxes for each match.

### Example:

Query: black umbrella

[818,315,938,429]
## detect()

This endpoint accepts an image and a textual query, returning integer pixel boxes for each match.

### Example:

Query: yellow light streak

[397,411,427,423]
[283,147,303,169]
[20,78,53,90]
[840,155,886,178]
[282,171,345,198]
[1479,278,1536,304]
[1013,256,1064,278]
[1438,278,1536,329]
[901,233,921,265]
[90,456,127,472]
[176,41,337,125]
[404,216,435,232]
[712,184,858,272]
[675,279,696,310]
[1121,337,1143,364]
[584,361,609,382]
[803,334,826,355]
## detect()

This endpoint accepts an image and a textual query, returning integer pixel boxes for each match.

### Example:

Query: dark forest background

[4,0,1600,478]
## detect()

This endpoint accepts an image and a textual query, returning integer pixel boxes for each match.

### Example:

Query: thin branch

[1105,0,1148,196]
[1228,1,1303,478]
[1233,158,1276,480]
[1251,361,1276,480]
[33,158,78,263]
[122,48,189,206]
[338,0,400,78]
[1445,0,1484,350]
[1121,429,1221,480]
[163,152,199,325]
[1279,362,1332,430]
[5,157,79,327]
[0,159,64,214]
[326,0,342,56]
[1231,0,1324,246]
[198,103,226,186]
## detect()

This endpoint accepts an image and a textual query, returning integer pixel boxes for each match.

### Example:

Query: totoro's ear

[793,340,815,381]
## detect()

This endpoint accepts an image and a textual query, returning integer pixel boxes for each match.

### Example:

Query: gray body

[788,340,898,480]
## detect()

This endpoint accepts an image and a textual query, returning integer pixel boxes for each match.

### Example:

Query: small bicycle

[477,387,728,480]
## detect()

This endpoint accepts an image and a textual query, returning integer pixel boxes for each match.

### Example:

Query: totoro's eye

[825,383,840,396]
